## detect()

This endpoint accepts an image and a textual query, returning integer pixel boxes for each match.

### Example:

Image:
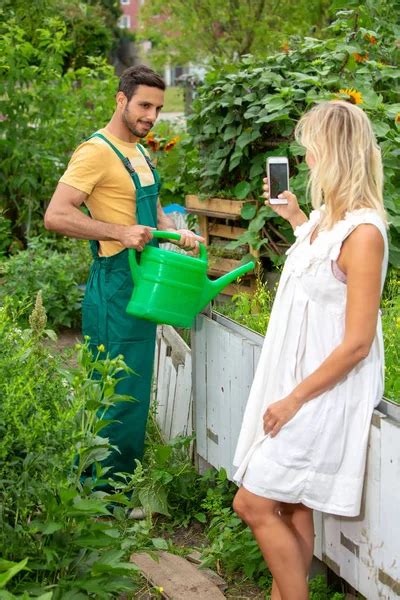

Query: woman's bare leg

[269,503,314,600]
[233,487,308,600]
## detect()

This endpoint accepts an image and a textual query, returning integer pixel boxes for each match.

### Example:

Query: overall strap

[137,143,161,188]
[88,132,137,177]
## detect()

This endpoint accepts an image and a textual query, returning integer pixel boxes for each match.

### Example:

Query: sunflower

[337,88,363,105]
[353,52,368,63]
[164,136,180,152]
[365,33,377,44]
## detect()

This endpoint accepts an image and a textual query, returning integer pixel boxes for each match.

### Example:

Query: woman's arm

[263,223,384,437]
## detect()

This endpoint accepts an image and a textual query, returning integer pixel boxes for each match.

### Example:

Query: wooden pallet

[185,195,258,295]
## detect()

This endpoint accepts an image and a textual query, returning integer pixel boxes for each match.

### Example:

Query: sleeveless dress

[233,208,388,517]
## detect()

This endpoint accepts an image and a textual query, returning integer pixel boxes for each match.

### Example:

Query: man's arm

[44,183,154,251]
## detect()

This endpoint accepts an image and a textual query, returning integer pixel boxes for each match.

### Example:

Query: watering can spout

[201,260,256,306]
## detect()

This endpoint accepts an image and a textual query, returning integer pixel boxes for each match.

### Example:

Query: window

[118,15,131,29]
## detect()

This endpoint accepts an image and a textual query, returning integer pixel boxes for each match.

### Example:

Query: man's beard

[122,110,152,139]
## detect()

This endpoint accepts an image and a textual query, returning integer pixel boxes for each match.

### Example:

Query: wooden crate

[185,195,258,295]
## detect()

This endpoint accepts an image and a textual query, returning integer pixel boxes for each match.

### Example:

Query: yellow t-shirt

[59,129,155,256]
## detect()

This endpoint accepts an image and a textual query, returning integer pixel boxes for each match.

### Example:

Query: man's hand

[263,395,304,438]
[118,225,156,251]
[176,229,205,255]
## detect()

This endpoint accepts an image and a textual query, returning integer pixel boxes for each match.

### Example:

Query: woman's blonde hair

[295,100,387,229]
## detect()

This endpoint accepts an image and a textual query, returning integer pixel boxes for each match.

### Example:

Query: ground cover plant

[0,298,160,598]
[186,1,400,267]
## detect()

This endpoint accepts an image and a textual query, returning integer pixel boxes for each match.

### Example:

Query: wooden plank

[164,358,177,438]
[156,338,171,432]
[208,257,244,276]
[205,319,229,469]
[322,514,341,577]
[350,420,382,599]
[198,215,209,245]
[170,360,191,438]
[131,551,226,600]
[313,511,323,561]
[162,325,191,366]
[192,315,208,460]
[185,194,245,217]
[208,222,247,240]
[213,312,264,346]
[380,418,400,588]
[227,336,256,480]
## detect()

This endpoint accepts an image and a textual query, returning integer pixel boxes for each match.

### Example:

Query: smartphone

[266,157,289,205]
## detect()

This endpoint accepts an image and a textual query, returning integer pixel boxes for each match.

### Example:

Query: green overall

[82,133,159,482]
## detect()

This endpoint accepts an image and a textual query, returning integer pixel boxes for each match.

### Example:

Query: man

[45,65,203,490]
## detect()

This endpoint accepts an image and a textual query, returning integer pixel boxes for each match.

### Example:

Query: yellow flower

[337,88,363,105]
[395,113,400,125]
[97,344,106,353]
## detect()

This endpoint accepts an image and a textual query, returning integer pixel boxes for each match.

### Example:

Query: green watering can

[126,231,255,328]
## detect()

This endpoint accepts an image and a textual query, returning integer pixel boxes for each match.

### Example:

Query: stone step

[130,550,226,599]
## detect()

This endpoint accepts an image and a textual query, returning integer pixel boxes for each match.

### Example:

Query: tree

[138,0,330,67]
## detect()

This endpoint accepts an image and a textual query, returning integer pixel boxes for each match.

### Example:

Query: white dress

[233,208,388,517]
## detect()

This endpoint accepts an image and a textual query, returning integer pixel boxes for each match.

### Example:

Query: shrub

[186,3,400,266]
[0,19,117,243]
[0,237,91,330]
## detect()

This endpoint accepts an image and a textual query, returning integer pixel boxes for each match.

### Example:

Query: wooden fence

[153,314,400,600]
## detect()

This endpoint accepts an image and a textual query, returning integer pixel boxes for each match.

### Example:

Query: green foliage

[142,121,200,206]
[382,268,400,403]
[309,575,345,600]
[0,302,147,597]
[0,19,117,243]
[1,0,119,71]
[130,410,203,525]
[186,2,400,265]
[215,278,275,335]
[139,0,330,67]
[0,237,91,329]
[0,212,13,257]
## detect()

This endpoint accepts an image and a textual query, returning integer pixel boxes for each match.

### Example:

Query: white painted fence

[154,313,400,599]
[153,325,192,440]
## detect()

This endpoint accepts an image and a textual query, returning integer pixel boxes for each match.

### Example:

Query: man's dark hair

[118,65,165,102]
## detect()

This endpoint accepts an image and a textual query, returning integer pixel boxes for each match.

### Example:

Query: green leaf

[0,558,29,589]
[233,181,251,200]
[152,537,169,550]
[241,203,257,220]
[194,512,207,523]
[372,121,390,138]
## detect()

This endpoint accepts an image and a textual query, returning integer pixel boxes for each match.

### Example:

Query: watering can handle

[151,230,207,261]
[128,230,207,282]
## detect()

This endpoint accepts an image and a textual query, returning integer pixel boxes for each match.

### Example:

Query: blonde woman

[233,100,388,600]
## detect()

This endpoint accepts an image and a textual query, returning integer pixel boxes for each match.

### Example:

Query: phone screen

[269,163,288,198]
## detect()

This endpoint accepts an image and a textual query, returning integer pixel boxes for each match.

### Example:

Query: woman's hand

[263,395,304,437]
[263,178,307,229]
